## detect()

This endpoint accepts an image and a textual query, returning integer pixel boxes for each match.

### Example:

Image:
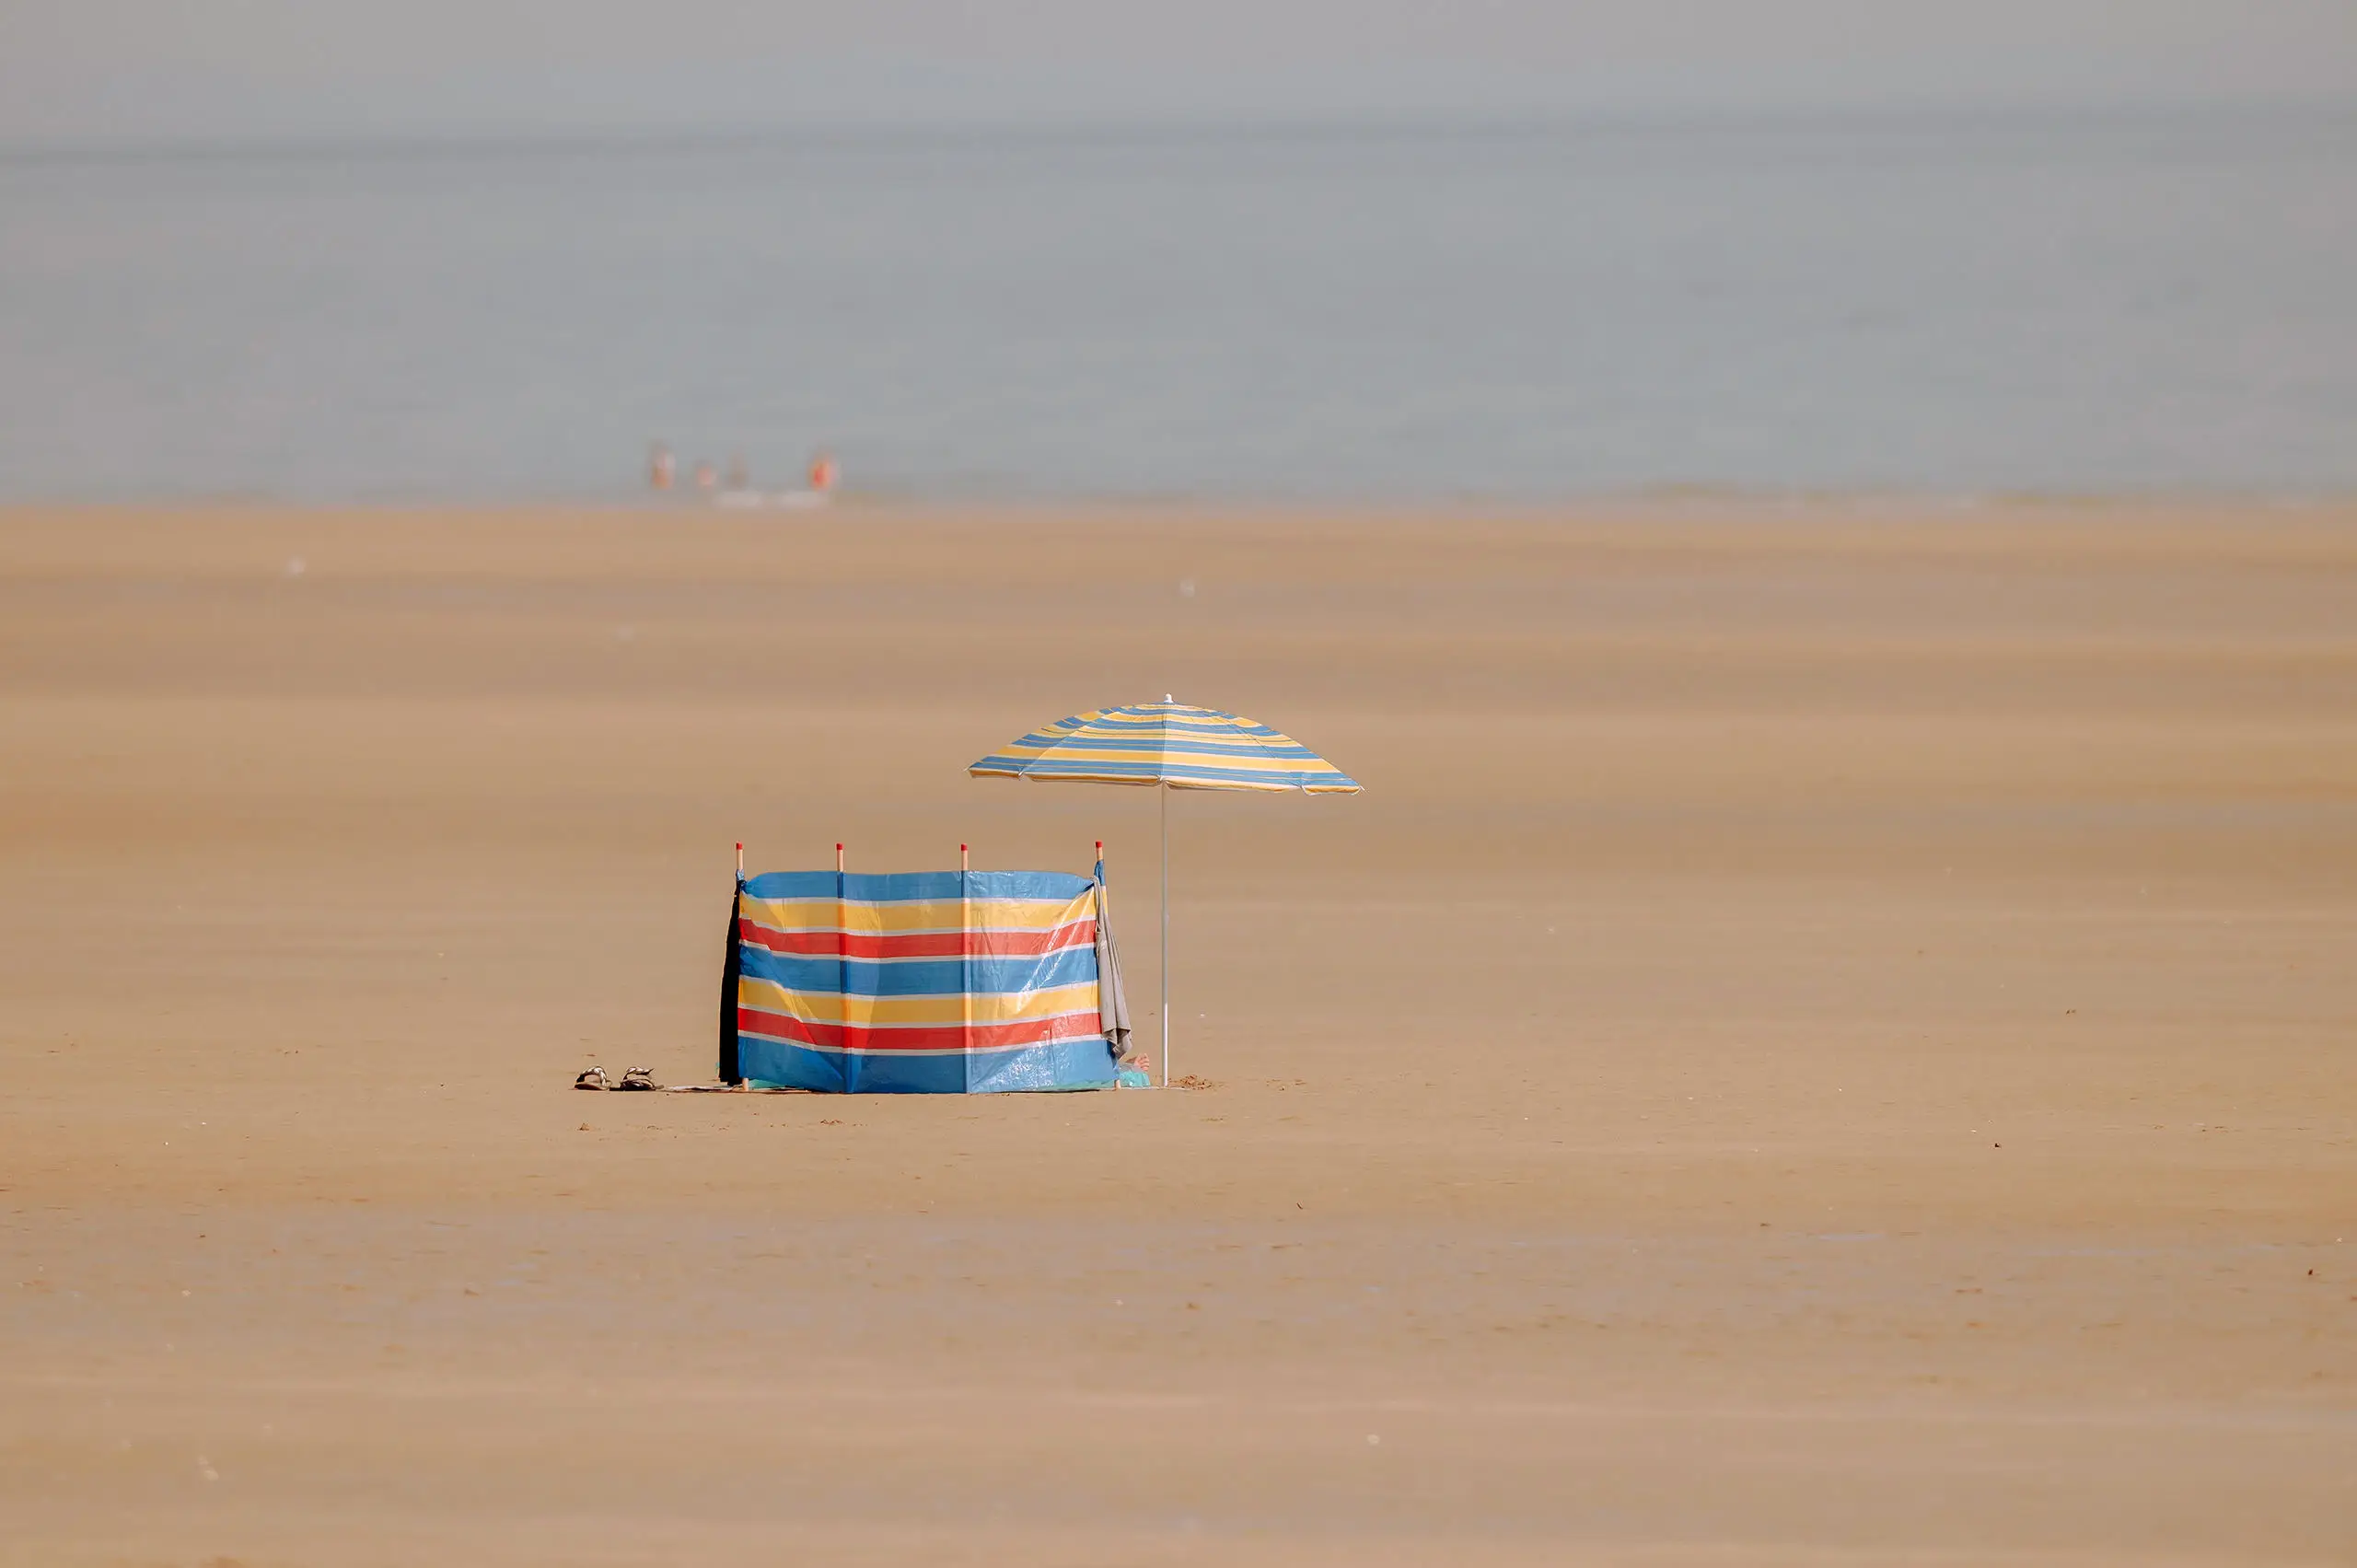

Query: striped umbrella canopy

[970,701,1363,793]
[970,699,1360,1084]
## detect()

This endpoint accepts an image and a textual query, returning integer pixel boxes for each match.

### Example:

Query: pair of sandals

[575,1065,657,1091]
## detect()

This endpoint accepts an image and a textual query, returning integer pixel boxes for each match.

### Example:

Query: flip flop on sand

[615,1066,658,1092]
[574,1066,609,1090]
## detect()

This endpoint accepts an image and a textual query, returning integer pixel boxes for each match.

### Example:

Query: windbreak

[729,868,1120,1093]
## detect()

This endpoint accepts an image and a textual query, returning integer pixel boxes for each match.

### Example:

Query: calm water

[3,108,2352,503]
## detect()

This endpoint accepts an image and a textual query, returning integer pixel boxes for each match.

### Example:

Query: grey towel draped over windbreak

[1093,876,1133,1063]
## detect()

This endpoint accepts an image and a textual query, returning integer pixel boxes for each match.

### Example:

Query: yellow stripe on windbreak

[738,893,1094,935]
[737,978,1101,1028]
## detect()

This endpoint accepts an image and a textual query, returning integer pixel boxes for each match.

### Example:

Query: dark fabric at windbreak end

[718,881,744,1084]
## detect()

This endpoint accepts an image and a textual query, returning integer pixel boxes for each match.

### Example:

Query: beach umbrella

[970,698,1361,1086]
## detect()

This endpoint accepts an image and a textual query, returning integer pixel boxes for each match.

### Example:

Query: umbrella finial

[1165,692,1174,703]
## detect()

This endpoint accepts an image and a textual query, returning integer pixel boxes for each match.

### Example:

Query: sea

[2,105,2352,504]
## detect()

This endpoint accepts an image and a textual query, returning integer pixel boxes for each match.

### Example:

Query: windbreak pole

[959,843,970,1075]
[836,842,847,1087]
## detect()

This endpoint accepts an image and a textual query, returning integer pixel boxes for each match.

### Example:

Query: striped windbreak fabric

[733,868,1118,1093]
[969,702,1362,792]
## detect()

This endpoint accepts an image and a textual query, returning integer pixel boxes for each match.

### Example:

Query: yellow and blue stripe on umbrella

[970,702,1362,793]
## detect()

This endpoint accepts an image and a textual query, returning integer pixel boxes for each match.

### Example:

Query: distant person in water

[693,460,715,492]
[808,451,838,495]
[648,442,674,492]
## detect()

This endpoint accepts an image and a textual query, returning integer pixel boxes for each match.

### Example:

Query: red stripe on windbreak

[737,1007,1098,1054]
[737,920,1095,959]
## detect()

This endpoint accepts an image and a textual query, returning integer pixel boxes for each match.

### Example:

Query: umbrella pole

[1160,783,1170,1087]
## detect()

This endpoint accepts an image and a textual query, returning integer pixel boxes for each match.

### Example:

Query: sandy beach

[2,500,2352,1566]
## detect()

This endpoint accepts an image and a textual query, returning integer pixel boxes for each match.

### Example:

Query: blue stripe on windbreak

[959,870,1096,900]
[964,1038,1120,1092]
[741,870,840,899]
[739,945,1098,996]
[740,869,1093,901]
[741,1034,844,1091]
[738,1035,1116,1094]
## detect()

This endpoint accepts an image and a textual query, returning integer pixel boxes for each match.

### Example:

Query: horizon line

[5,90,2351,163]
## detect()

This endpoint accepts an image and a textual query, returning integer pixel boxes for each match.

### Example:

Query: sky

[3,0,2352,142]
